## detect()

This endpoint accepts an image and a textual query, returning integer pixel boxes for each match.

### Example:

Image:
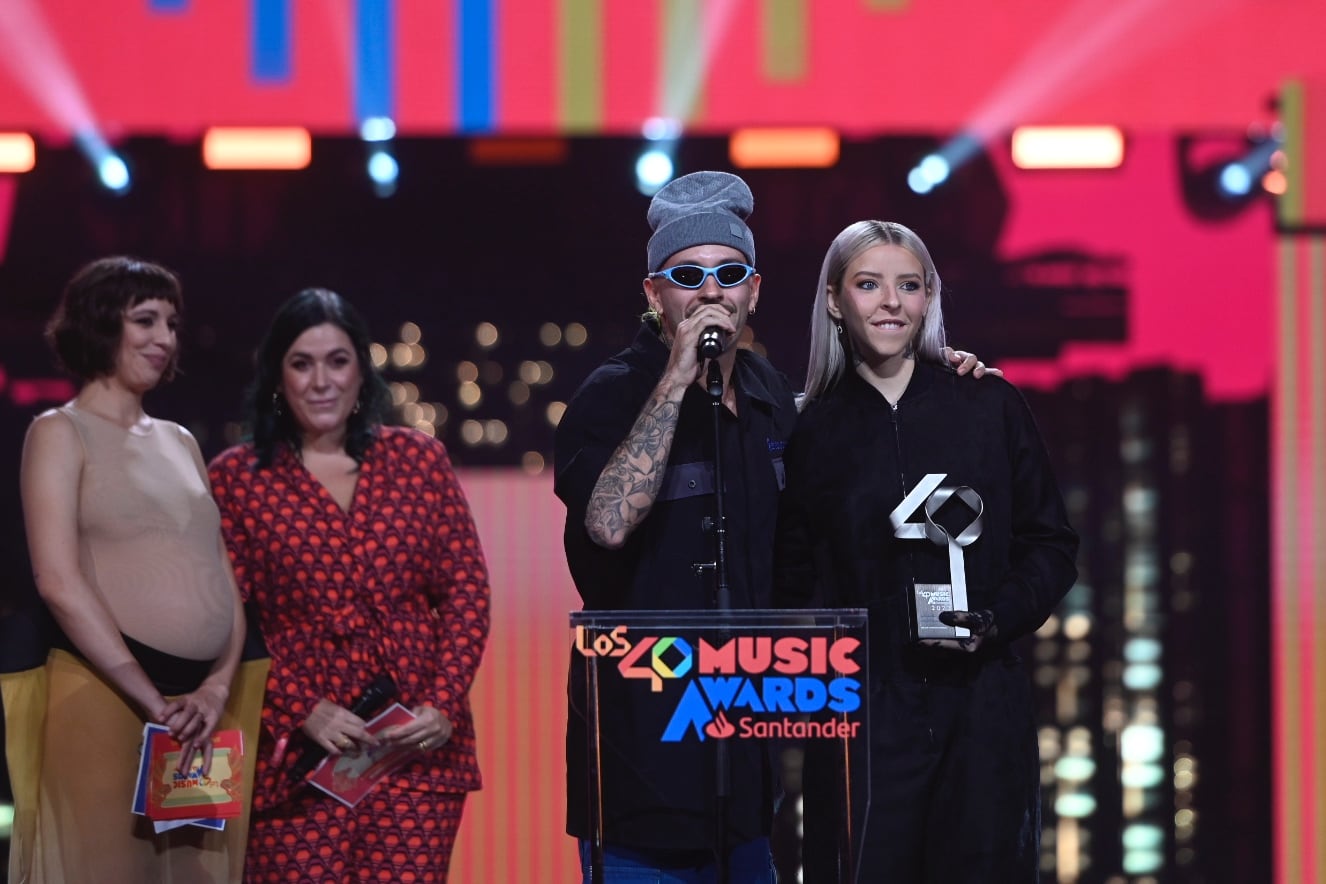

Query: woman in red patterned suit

[208,288,491,883]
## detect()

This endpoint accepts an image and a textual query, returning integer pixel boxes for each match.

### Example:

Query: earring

[749,306,756,317]
[836,323,843,336]
[271,391,284,415]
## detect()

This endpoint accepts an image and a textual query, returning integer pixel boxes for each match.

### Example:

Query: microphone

[289,673,398,782]
[706,359,724,398]
[698,326,724,360]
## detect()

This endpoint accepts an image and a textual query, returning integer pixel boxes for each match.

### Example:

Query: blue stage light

[360,116,396,143]
[635,149,674,195]
[918,154,950,186]
[98,154,130,193]
[908,152,953,195]
[368,149,398,186]
[1217,161,1253,198]
[907,167,933,195]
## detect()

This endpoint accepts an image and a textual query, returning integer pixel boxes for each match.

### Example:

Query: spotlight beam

[658,0,741,125]
[950,0,1240,159]
[0,0,132,192]
[1215,136,1281,198]
[915,0,1235,194]
[0,0,99,135]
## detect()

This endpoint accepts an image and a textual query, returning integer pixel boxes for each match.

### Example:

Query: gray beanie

[646,171,756,272]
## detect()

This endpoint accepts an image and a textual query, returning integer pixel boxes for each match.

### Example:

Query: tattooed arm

[583,379,687,550]
[580,299,738,550]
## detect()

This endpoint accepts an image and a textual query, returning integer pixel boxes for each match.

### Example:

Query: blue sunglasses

[649,263,756,289]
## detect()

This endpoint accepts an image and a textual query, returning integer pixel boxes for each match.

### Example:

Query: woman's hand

[161,682,230,774]
[918,609,999,654]
[942,346,1003,379]
[378,704,454,754]
[301,699,378,757]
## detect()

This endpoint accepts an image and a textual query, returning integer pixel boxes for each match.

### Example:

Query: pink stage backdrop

[0,0,1322,136]
[447,469,581,882]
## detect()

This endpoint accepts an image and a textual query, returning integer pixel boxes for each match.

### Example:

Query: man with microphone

[554,170,790,881]
[554,171,991,881]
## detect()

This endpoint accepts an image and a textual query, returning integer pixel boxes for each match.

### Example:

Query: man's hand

[661,302,739,390]
[942,346,1003,379]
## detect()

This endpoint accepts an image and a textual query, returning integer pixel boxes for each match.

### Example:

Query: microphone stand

[694,357,732,882]
[705,359,733,614]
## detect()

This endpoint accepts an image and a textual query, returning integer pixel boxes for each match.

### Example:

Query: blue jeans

[579,838,776,884]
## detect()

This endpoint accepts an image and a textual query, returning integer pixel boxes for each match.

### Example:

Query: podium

[569,608,869,883]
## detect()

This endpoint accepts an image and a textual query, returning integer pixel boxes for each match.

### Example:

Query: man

[554,171,990,881]
[555,171,789,882]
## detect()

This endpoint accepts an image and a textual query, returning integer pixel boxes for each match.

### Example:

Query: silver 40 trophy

[889,473,984,641]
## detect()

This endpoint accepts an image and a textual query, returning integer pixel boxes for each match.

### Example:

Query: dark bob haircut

[247,287,391,468]
[45,256,184,382]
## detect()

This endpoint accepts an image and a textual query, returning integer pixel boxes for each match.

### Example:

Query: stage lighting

[1011,126,1125,169]
[0,133,36,172]
[368,149,397,184]
[906,167,933,195]
[360,116,396,143]
[642,117,682,142]
[908,153,950,194]
[1217,162,1253,198]
[367,147,398,197]
[98,155,130,192]
[729,127,839,169]
[74,130,130,193]
[907,134,985,195]
[636,117,680,195]
[635,149,674,196]
[359,116,397,196]
[919,154,950,184]
[1217,135,1280,199]
[202,127,312,170]
[1178,129,1281,221]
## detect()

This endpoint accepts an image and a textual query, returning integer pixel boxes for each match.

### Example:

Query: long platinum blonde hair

[801,220,946,407]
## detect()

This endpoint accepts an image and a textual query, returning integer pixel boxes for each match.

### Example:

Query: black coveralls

[554,319,799,855]
[775,362,1079,883]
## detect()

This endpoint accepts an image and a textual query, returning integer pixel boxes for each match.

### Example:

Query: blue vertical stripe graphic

[457,0,496,132]
[356,0,395,121]
[149,0,190,12]
[251,0,292,83]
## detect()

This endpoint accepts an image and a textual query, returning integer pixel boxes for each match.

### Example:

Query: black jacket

[554,319,798,850]
[775,361,1078,679]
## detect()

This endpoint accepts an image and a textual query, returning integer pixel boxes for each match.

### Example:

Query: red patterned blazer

[208,427,490,810]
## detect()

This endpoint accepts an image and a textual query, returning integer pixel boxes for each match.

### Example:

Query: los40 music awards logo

[575,626,864,742]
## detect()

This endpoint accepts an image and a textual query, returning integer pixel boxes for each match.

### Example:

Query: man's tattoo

[585,395,681,547]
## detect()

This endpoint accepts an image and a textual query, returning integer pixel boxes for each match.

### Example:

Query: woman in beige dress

[9,256,263,884]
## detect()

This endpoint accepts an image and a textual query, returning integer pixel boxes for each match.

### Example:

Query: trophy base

[908,583,969,641]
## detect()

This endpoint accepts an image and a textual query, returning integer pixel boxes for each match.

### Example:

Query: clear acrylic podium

[569,608,870,883]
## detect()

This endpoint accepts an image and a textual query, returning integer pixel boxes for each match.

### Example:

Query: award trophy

[889,473,984,641]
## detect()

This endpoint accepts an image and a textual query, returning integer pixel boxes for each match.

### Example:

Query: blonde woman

[775,222,1079,883]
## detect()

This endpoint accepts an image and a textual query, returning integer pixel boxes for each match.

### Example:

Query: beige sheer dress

[6,405,266,884]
